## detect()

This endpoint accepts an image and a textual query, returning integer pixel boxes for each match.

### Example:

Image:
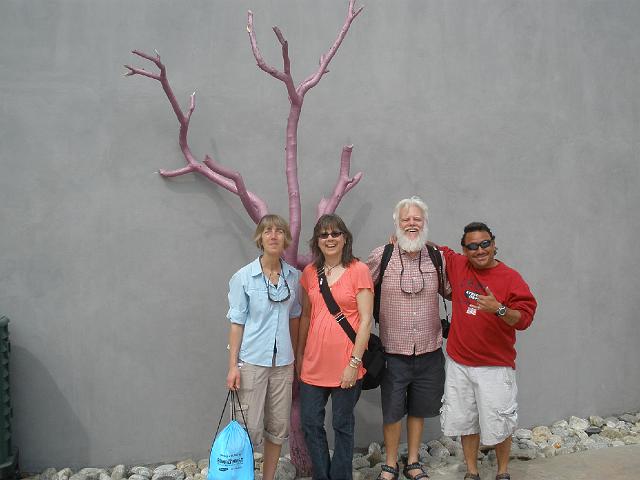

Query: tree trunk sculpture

[124,1,363,475]
[124,0,363,267]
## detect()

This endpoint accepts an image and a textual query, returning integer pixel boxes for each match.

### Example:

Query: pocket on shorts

[439,394,449,429]
[497,402,518,438]
[283,363,294,386]
[237,403,251,425]
[495,371,518,440]
[239,364,256,392]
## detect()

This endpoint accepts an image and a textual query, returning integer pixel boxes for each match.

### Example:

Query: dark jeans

[300,380,362,480]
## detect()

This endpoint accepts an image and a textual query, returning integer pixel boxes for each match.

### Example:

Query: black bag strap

[317,266,358,344]
[373,243,394,324]
[426,245,449,322]
[210,389,254,470]
[213,390,250,441]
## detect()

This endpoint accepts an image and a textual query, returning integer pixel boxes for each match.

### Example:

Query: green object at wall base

[0,451,18,480]
[0,317,16,480]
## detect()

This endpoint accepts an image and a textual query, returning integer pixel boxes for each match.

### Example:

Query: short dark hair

[309,214,358,268]
[461,222,495,247]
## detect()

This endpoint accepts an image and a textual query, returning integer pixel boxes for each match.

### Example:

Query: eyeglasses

[261,259,291,303]
[398,245,425,295]
[463,239,493,251]
[318,231,344,239]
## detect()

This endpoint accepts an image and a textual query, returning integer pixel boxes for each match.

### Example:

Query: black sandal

[464,474,480,480]
[376,463,399,480]
[402,462,429,480]
[495,474,510,480]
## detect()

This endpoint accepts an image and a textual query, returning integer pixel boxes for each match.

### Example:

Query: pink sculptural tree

[124,0,364,269]
[125,1,364,475]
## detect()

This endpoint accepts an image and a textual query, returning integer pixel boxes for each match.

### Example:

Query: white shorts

[440,358,518,446]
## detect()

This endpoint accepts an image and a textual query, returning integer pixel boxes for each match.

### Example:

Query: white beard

[396,225,429,253]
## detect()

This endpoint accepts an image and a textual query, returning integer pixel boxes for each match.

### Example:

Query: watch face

[497,306,507,316]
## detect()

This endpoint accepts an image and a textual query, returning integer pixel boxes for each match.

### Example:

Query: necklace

[260,256,281,286]
[324,262,342,276]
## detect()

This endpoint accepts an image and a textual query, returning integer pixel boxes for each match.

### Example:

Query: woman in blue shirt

[226,214,301,480]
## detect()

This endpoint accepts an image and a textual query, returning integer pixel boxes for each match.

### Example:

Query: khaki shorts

[440,358,518,446]
[236,362,294,447]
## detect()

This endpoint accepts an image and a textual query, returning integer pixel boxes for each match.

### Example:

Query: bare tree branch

[316,145,363,218]
[247,12,300,104]
[125,50,268,224]
[299,0,363,95]
[245,5,363,474]
[247,1,363,267]
[203,156,268,223]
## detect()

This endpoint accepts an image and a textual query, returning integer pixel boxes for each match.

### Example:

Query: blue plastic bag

[207,391,254,480]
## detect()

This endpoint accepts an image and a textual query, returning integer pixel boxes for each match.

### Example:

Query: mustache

[396,226,428,252]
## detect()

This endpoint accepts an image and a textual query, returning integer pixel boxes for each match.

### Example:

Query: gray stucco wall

[1,0,639,471]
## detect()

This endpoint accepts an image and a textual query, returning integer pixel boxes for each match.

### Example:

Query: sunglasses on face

[464,239,493,251]
[318,231,344,239]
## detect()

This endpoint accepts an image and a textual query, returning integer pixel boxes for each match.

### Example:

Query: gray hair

[393,196,429,227]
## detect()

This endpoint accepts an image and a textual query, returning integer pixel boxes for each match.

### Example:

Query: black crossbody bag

[374,244,450,338]
[316,266,385,390]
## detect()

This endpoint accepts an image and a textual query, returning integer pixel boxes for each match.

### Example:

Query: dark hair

[461,222,495,247]
[309,214,358,268]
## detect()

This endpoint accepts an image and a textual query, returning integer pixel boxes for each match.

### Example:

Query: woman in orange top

[296,214,374,480]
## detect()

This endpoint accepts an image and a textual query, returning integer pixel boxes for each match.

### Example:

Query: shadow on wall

[11,346,89,472]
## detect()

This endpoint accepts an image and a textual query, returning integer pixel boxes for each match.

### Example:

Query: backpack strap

[426,244,449,321]
[426,245,443,295]
[373,243,394,324]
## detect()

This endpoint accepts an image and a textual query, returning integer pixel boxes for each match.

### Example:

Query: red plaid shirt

[367,244,450,355]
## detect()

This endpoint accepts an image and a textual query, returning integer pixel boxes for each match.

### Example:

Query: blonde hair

[253,214,292,250]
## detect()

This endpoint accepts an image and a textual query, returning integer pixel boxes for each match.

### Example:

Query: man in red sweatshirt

[438,222,537,480]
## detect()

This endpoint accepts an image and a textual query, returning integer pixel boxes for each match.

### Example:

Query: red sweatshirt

[440,246,537,369]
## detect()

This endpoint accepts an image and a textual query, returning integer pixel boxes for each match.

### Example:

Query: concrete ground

[427,444,640,480]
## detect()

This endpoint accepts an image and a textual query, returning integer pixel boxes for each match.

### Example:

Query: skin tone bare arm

[472,286,521,327]
[226,323,244,390]
[339,288,373,388]
[290,316,300,364]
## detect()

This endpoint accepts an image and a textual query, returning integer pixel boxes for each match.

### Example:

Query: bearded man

[366,196,449,480]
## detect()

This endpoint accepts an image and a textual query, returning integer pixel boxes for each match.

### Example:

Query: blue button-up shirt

[227,257,302,367]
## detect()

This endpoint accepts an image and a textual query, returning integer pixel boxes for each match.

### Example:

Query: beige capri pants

[236,362,294,447]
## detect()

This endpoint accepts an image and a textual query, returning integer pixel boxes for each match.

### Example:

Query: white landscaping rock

[58,468,73,480]
[153,466,176,476]
[589,415,605,427]
[531,425,552,444]
[514,428,533,440]
[130,468,152,478]
[151,470,184,480]
[128,474,148,480]
[568,416,589,432]
[352,456,370,470]
[111,465,126,480]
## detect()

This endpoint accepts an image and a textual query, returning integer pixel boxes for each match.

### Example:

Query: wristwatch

[496,304,507,317]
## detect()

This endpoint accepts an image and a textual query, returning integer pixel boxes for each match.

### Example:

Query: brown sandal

[464,474,480,480]
[402,462,429,480]
[495,474,510,480]
[376,463,399,480]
